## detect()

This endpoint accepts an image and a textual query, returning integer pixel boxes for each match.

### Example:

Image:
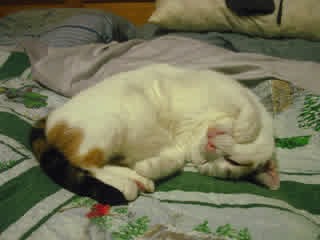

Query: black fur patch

[30,125,128,205]
[29,126,46,145]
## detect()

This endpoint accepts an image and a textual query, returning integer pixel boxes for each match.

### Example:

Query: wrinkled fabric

[22,35,320,97]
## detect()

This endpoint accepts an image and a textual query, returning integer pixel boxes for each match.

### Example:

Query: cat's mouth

[225,156,241,166]
[225,156,252,167]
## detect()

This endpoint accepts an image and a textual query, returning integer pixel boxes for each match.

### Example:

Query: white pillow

[149,0,320,41]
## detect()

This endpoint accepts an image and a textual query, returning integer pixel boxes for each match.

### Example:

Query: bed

[0,1,319,239]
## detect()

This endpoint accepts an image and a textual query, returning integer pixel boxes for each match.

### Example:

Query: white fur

[47,64,275,200]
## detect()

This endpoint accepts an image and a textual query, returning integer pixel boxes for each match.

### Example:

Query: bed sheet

[136,23,320,63]
[0,47,319,240]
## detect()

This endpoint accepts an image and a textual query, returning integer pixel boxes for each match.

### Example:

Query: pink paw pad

[207,128,225,152]
[135,180,146,191]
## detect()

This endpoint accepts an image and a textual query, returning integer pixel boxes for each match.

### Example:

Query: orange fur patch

[47,121,105,168]
[82,148,105,168]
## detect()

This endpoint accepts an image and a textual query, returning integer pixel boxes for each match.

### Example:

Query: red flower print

[86,204,111,218]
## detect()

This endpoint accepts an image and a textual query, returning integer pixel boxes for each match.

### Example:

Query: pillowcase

[149,0,320,41]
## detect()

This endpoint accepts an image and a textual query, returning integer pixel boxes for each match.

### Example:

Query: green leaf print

[193,220,212,234]
[298,94,320,131]
[0,159,17,170]
[113,207,129,215]
[90,215,113,231]
[111,216,150,240]
[216,224,251,240]
[0,140,30,172]
[1,85,48,109]
[194,221,252,240]
[58,196,97,214]
[275,136,312,149]
[216,224,238,238]
[69,196,96,208]
[238,228,252,240]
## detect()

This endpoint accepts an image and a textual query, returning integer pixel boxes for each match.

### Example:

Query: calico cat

[30,64,280,205]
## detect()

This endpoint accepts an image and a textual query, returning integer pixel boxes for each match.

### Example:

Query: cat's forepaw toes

[122,178,155,201]
[135,179,155,193]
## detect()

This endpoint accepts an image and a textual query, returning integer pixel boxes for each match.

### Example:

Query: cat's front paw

[211,134,235,155]
[120,178,155,201]
[207,128,235,156]
[135,178,155,193]
[121,180,140,201]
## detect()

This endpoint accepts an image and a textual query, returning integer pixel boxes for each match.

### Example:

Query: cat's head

[193,128,280,190]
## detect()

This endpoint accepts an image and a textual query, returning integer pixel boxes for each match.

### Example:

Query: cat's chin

[197,150,280,190]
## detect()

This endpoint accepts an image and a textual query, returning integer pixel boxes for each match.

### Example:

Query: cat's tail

[29,118,128,205]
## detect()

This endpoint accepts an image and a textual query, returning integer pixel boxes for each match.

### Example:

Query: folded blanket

[21,35,320,97]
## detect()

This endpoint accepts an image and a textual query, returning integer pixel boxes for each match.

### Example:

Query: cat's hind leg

[100,166,155,193]
[89,166,155,201]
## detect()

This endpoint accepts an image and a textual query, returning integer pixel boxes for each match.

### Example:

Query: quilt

[0,48,319,240]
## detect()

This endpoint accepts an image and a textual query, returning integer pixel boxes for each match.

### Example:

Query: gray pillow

[0,8,136,47]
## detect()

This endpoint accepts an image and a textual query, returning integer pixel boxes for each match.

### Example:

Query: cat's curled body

[30,64,279,205]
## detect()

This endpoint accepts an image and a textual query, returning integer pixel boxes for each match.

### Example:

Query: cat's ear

[251,159,280,190]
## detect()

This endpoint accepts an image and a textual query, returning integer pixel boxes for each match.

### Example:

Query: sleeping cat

[30,64,280,205]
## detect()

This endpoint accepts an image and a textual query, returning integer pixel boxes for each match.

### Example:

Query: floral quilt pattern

[0,50,319,240]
